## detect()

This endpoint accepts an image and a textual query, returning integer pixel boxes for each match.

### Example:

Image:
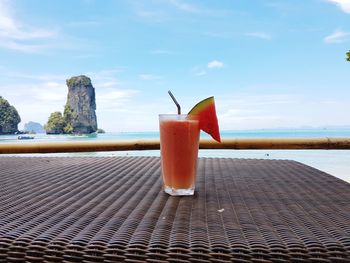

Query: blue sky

[0,0,349,132]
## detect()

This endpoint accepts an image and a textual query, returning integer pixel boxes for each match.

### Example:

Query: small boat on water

[18,135,35,140]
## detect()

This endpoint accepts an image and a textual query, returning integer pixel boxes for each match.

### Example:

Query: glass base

[164,186,194,196]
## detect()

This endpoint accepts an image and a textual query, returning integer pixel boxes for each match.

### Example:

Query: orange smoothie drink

[159,114,200,196]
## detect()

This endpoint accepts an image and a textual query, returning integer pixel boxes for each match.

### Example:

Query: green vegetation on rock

[45,105,79,134]
[347,50,350,62]
[0,96,21,134]
[63,104,77,134]
[66,75,91,87]
[44,112,65,134]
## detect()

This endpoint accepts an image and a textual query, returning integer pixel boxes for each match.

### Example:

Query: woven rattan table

[0,156,349,262]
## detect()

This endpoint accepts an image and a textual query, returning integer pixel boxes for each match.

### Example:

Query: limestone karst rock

[65,75,97,134]
[45,75,98,134]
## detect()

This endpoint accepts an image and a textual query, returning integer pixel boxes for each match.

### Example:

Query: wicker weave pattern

[0,156,349,262]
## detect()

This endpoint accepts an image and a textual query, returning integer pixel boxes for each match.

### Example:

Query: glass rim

[159,114,189,117]
[158,113,199,116]
[159,113,199,121]
[159,114,198,118]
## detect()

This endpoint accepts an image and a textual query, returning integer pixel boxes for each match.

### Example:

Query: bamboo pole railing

[1,138,350,154]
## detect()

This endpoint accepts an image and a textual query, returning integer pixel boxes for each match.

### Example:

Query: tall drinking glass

[159,114,200,196]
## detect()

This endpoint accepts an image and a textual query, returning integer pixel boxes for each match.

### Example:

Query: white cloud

[195,70,207,76]
[97,90,136,101]
[0,41,52,53]
[245,31,272,40]
[134,0,220,23]
[216,93,299,130]
[139,74,162,80]
[0,0,57,52]
[98,81,120,88]
[324,29,350,43]
[167,0,200,13]
[215,91,350,131]
[87,69,124,80]
[34,82,67,102]
[4,71,68,82]
[190,66,207,76]
[326,0,350,13]
[84,69,125,88]
[191,61,223,76]
[208,60,224,69]
[96,88,139,115]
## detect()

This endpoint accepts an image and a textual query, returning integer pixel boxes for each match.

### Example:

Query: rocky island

[24,121,45,134]
[45,75,98,134]
[0,96,21,134]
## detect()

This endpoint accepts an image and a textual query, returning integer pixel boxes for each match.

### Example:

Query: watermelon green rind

[188,96,214,115]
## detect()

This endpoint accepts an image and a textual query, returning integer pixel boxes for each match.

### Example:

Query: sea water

[1,129,350,183]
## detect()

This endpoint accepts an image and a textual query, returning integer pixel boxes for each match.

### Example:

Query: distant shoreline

[2,128,350,140]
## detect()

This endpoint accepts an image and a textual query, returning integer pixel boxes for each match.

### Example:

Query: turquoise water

[2,129,350,142]
[1,129,350,183]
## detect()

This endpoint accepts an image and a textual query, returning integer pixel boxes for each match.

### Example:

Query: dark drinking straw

[168,90,181,115]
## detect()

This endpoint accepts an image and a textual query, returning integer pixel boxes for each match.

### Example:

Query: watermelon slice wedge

[188,96,221,142]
